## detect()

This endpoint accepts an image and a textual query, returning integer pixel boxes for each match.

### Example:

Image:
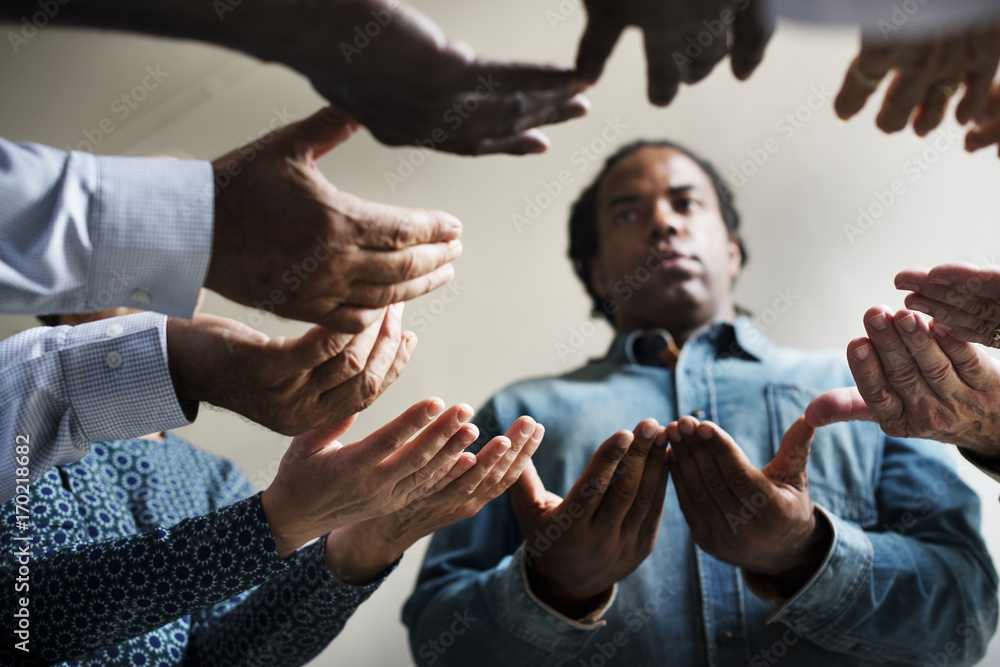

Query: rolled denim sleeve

[0,137,212,318]
[750,436,998,666]
[0,313,196,503]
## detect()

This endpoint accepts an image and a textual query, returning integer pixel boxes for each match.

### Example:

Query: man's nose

[651,200,683,239]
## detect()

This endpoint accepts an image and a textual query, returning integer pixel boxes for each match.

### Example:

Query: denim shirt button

[691,409,707,419]
[716,630,733,646]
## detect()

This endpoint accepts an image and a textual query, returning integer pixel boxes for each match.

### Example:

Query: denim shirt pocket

[766,384,880,529]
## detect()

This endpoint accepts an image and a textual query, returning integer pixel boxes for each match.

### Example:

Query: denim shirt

[404,319,998,667]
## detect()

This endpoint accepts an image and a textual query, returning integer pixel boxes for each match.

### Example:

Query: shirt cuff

[744,504,873,629]
[490,544,612,655]
[89,155,213,318]
[61,312,197,443]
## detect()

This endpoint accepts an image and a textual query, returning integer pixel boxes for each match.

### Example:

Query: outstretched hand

[667,416,830,598]
[510,419,670,618]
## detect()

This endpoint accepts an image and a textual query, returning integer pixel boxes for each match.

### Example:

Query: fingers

[354,239,462,285]
[575,16,626,82]
[386,403,478,496]
[284,106,360,160]
[966,116,1000,152]
[339,193,462,249]
[348,262,457,308]
[930,324,1000,392]
[620,427,668,534]
[319,305,391,336]
[458,419,544,499]
[379,330,417,394]
[322,302,403,409]
[445,437,512,497]
[876,70,931,133]
[762,417,814,488]
[643,32,683,106]
[730,0,774,81]
[957,68,995,125]
[593,419,659,527]
[896,263,1000,346]
[804,387,876,428]
[891,309,964,398]
[410,421,481,499]
[912,85,953,137]
[287,413,358,458]
[563,430,633,511]
[356,397,446,465]
[834,45,894,121]
[510,457,548,523]
[309,307,387,392]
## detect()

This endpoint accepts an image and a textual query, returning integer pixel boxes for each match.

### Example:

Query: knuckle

[342,347,366,375]
[393,218,417,247]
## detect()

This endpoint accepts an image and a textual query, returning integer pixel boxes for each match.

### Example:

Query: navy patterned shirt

[1,433,388,665]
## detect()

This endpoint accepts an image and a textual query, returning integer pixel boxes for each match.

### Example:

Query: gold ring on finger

[848,57,884,89]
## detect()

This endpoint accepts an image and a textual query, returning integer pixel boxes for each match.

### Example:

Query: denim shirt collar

[604,316,772,367]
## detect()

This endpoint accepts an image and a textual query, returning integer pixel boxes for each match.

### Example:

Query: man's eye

[673,198,696,213]
[612,209,639,225]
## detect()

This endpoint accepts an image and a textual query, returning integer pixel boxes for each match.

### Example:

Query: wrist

[523,559,610,619]
[165,318,205,404]
[754,507,833,598]
[260,485,309,558]
[325,521,403,586]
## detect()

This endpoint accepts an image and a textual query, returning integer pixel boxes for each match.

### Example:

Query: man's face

[588,146,742,336]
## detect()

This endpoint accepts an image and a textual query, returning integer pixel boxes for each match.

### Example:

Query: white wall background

[3,1,1000,664]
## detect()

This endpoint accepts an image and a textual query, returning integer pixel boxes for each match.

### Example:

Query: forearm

[0,0,303,61]
[186,536,391,666]
[0,494,288,663]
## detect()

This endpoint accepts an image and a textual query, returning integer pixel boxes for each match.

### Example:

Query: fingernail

[897,313,918,332]
[460,425,479,445]
[448,239,463,257]
[868,313,889,331]
[426,399,445,418]
[496,438,511,454]
[853,344,871,361]
[909,303,929,315]
[405,333,418,353]
[895,281,917,292]
[457,405,474,422]
[935,321,953,333]
[520,419,536,437]
[532,424,545,441]
[640,421,658,439]
[931,324,950,339]
[930,277,952,287]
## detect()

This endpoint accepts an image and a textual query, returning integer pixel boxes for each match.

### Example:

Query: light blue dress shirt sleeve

[0,312,196,504]
[0,137,213,318]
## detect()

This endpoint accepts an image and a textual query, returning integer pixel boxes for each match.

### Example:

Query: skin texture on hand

[896,263,1000,348]
[806,306,1000,459]
[575,0,774,105]
[666,416,831,598]
[510,419,670,618]
[834,23,1000,136]
[166,304,411,435]
[324,417,545,585]
[207,106,464,334]
[261,398,493,558]
[279,0,589,155]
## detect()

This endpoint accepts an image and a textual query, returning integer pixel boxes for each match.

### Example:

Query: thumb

[510,459,548,525]
[287,414,358,457]
[289,106,360,161]
[805,387,876,428]
[762,417,814,489]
